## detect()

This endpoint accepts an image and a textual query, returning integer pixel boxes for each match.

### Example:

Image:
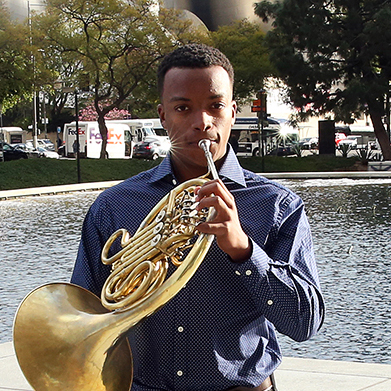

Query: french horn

[13,139,218,391]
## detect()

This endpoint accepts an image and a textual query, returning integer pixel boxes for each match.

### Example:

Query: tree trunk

[97,114,108,159]
[369,111,391,160]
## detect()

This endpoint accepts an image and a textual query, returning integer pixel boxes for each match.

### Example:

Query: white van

[1,127,27,145]
[63,121,130,159]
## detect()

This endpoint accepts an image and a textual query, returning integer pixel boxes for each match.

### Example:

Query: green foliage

[211,19,275,106]
[240,154,359,173]
[0,158,161,190]
[33,0,208,156]
[254,0,391,159]
[0,1,34,108]
[291,143,303,157]
[36,0,208,115]
[356,147,373,163]
[338,143,351,158]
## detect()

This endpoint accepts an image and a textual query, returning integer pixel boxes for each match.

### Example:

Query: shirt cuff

[230,238,269,279]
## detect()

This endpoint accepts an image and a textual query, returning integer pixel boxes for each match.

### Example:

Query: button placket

[173,283,189,388]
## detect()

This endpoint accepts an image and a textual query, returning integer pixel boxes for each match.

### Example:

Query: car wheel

[252,148,260,157]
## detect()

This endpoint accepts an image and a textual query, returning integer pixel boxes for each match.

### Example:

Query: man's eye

[175,105,188,112]
[212,102,225,109]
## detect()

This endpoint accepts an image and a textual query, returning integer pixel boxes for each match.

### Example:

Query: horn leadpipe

[198,139,219,180]
[198,139,219,221]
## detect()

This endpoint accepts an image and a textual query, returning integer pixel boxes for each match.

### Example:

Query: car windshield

[2,144,12,151]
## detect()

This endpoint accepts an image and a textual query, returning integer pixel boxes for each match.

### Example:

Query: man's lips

[189,139,217,147]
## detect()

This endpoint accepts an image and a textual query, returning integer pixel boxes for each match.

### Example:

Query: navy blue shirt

[71,147,324,390]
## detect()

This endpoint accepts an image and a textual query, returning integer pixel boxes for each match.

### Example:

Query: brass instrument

[13,139,219,391]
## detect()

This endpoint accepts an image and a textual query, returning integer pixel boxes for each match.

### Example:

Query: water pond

[1,178,390,364]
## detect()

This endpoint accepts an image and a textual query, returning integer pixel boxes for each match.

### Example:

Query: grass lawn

[0,154,361,191]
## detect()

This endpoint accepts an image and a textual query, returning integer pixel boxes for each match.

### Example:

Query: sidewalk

[1,171,391,200]
[1,341,390,391]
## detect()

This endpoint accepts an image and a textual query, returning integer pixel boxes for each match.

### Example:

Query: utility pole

[28,1,45,149]
[75,89,81,183]
[57,80,82,183]
[251,89,268,171]
[0,103,4,162]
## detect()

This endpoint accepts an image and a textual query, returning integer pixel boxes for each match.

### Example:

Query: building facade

[163,0,260,31]
[6,0,262,31]
[5,0,46,22]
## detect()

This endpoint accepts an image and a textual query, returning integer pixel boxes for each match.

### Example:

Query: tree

[35,0,208,158]
[255,0,391,159]
[211,19,275,107]
[79,102,132,121]
[0,0,34,110]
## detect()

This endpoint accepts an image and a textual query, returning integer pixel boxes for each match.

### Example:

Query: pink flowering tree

[79,104,132,121]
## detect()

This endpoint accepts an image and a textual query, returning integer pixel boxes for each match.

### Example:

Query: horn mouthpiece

[198,139,219,180]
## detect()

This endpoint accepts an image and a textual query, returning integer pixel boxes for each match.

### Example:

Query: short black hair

[157,43,234,98]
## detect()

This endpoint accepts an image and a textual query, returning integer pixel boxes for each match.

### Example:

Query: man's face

[158,65,236,179]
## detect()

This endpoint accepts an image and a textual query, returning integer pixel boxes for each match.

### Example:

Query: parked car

[26,139,55,151]
[268,143,297,156]
[299,137,318,150]
[338,135,361,149]
[335,132,347,146]
[40,139,55,151]
[132,136,171,160]
[0,142,28,161]
[13,143,41,158]
[36,147,60,159]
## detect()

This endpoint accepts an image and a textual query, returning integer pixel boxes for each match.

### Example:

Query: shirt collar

[148,144,246,188]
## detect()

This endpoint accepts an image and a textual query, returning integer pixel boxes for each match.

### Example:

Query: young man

[72,44,324,391]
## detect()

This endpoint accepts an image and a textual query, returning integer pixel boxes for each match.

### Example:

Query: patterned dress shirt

[71,146,325,391]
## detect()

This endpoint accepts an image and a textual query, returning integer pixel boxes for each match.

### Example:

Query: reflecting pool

[1,178,390,364]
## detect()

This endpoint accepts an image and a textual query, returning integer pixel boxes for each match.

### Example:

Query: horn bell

[13,283,133,391]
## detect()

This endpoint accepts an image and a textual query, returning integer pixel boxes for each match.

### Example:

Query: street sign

[251,95,267,114]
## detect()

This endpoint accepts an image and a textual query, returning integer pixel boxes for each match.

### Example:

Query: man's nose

[192,111,213,132]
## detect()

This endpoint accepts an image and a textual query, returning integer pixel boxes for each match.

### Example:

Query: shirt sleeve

[70,202,112,297]
[233,193,325,342]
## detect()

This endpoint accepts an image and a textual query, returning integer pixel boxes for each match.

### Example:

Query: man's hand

[195,179,252,263]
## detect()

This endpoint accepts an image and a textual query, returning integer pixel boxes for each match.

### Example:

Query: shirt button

[267,299,273,306]
[177,370,183,376]
[172,179,177,185]
[245,270,252,276]
[178,326,184,332]
[235,271,241,276]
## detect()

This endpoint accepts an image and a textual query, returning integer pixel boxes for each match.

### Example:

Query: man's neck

[170,154,226,183]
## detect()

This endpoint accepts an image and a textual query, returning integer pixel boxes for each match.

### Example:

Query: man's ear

[157,104,166,129]
[231,100,237,126]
